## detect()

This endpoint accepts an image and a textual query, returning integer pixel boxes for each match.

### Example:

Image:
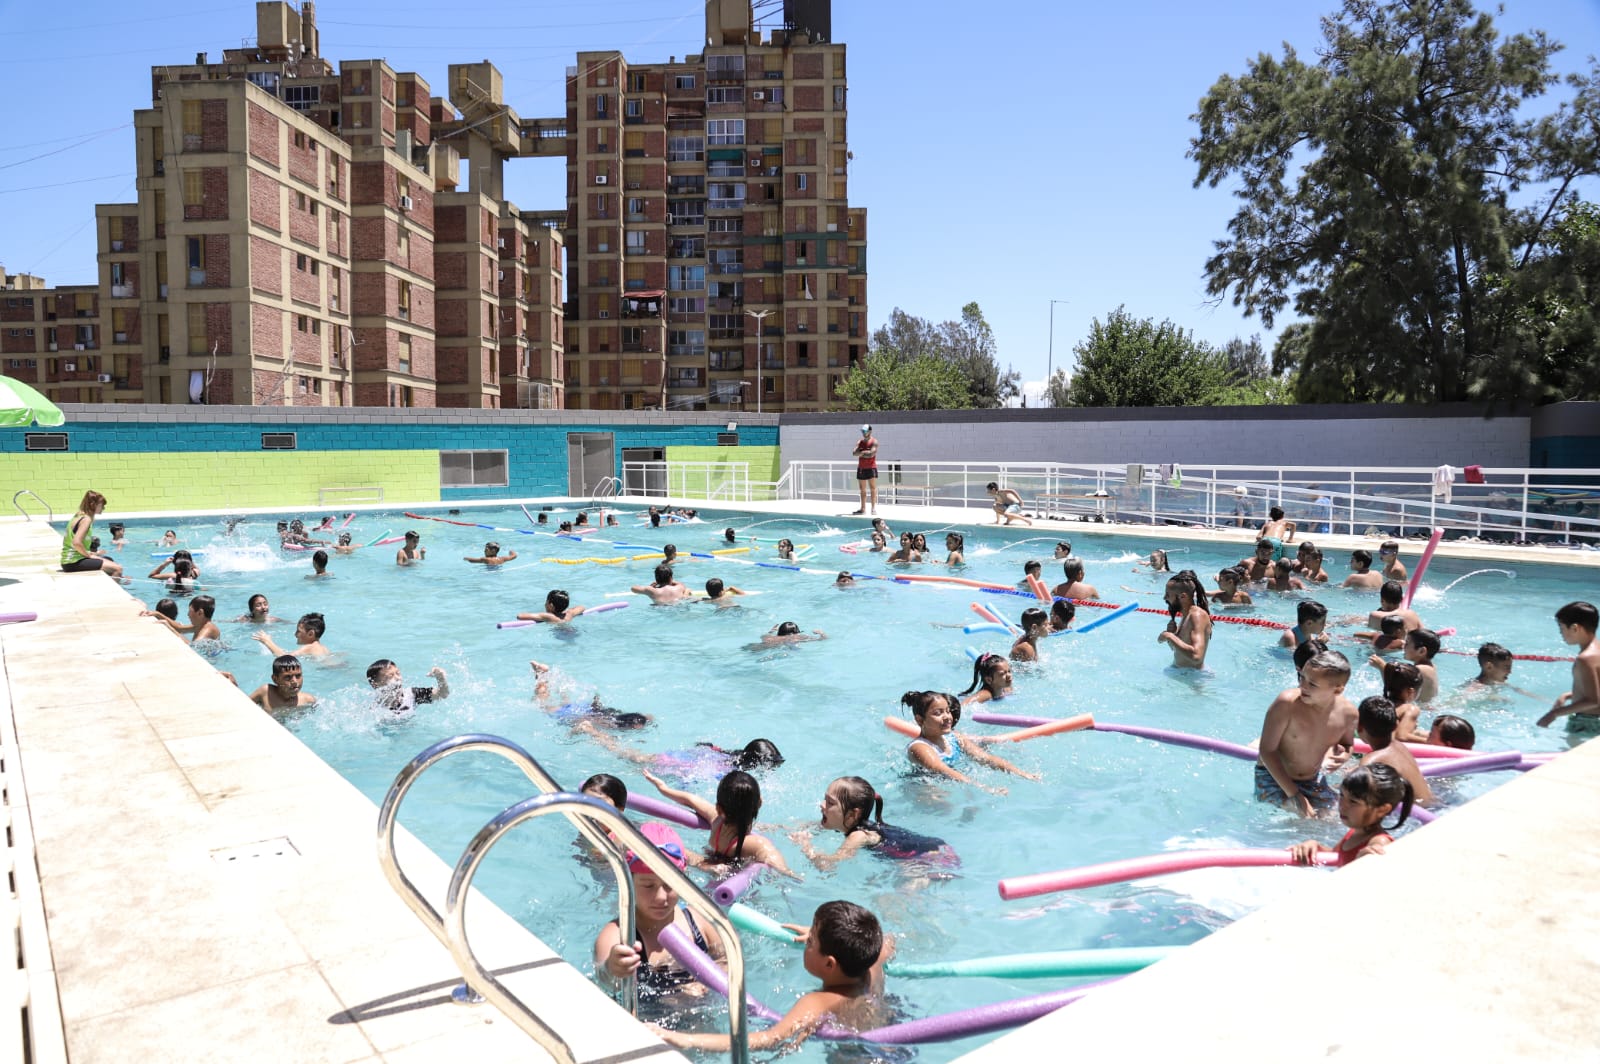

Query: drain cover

[210,836,300,863]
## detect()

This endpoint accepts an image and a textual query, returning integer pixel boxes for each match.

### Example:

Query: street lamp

[745,308,772,415]
[1047,298,1069,385]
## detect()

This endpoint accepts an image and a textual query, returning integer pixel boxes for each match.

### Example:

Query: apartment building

[0,270,104,404]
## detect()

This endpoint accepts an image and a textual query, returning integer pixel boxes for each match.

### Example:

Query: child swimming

[1210,566,1253,606]
[1289,763,1413,866]
[519,589,586,623]
[903,689,1037,793]
[790,776,957,871]
[1010,607,1049,663]
[959,653,1013,704]
[642,769,796,876]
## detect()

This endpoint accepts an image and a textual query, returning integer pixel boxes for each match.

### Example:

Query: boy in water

[1210,566,1253,606]
[1341,549,1383,590]
[631,563,690,604]
[253,612,330,658]
[366,659,450,712]
[654,900,893,1054]
[1470,643,1514,686]
[1050,558,1099,601]
[1537,601,1600,731]
[518,589,586,623]
[1053,540,1073,560]
[1355,695,1432,804]
[1427,714,1476,750]
[464,541,518,566]
[161,594,221,643]
[1255,649,1357,817]
[1370,628,1439,702]
[396,530,426,565]
[310,550,332,577]
[703,577,748,604]
[1280,600,1329,649]
[1383,660,1428,742]
[749,621,828,650]
[249,654,319,713]
[1363,580,1423,637]
[1018,559,1043,589]
[1378,540,1408,582]
[332,532,362,555]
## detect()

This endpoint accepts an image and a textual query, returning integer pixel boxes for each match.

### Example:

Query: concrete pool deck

[3,499,1597,1061]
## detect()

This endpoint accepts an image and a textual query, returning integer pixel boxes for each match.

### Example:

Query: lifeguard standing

[852,424,879,515]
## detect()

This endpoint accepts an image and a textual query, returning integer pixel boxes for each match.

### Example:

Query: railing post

[1521,471,1530,542]
[1348,471,1356,536]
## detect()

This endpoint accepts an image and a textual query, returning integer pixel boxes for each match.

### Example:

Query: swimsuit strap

[680,906,710,953]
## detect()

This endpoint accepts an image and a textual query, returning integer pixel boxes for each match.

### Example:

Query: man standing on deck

[853,424,879,516]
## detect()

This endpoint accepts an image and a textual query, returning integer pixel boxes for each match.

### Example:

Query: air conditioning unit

[74,343,87,351]
[97,374,113,383]
[748,157,761,167]
[47,342,58,351]
[751,91,765,101]
[398,194,414,211]
[594,175,609,185]
[825,223,837,232]
[627,182,641,190]
[497,237,506,248]
[64,362,77,372]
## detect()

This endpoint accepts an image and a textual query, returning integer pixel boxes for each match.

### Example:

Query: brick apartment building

[1,0,865,413]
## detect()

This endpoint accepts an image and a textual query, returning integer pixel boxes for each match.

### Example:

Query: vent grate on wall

[716,432,739,446]
[24,432,68,452]
[261,432,298,450]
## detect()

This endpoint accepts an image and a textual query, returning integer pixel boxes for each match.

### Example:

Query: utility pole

[1046,298,1069,405]
[745,308,771,414]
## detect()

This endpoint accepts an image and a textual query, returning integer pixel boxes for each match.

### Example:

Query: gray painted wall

[777,405,1534,471]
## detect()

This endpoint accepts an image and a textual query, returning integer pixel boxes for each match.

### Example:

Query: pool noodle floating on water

[886,945,1175,980]
[1092,722,1259,761]
[727,902,794,943]
[1027,575,1052,602]
[624,794,711,830]
[964,622,1013,635]
[373,536,405,546]
[1071,601,1139,634]
[0,612,38,625]
[969,602,1005,626]
[1403,528,1444,609]
[710,862,766,906]
[884,714,1092,743]
[999,847,1338,900]
[1419,750,1524,777]
[365,530,393,547]
[894,574,1015,591]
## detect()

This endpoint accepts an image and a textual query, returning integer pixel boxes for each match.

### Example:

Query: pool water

[117,506,1589,1060]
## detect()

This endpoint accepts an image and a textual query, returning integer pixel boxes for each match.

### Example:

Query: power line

[0,173,132,196]
[0,125,131,154]
[0,126,130,171]
[0,7,237,35]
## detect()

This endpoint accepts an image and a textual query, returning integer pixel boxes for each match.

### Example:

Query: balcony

[761,356,784,369]
[111,285,134,299]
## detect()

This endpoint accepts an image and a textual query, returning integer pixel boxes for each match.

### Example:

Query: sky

[2,0,1596,402]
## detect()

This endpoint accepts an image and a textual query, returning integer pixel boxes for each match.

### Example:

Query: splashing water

[1410,568,1516,605]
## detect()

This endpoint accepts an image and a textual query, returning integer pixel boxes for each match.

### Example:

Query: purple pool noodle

[586,600,628,615]
[971,711,1055,728]
[1410,804,1438,824]
[497,619,539,629]
[1092,722,1259,762]
[624,794,711,830]
[1419,750,1523,778]
[710,863,766,907]
[660,924,1116,1045]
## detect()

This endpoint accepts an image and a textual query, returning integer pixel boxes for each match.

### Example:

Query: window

[668,266,705,291]
[296,253,309,271]
[667,135,703,162]
[706,55,745,79]
[187,303,207,355]
[398,333,411,372]
[708,217,744,234]
[708,182,745,209]
[594,93,608,117]
[182,100,202,138]
[283,85,320,111]
[834,86,846,108]
[622,326,643,346]
[674,75,696,90]
[110,262,126,286]
[625,99,643,118]
[186,235,205,274]
[625,230,646,250]
[626,196,646,217]
[397,228,409,257]
[182,170,203,206]
[667,199,704,226]
[797,173,808,191]
[261,432,297,450]
[670,236,704,258]
[764,87,784,105]
[709,248,741,271]
[247,71,280,94]
[668,329,705,356]
[439,450,508,488]
[706,87,744,105]
[667,297,705,314]
[397,281,412,321]
[706,119,744,145]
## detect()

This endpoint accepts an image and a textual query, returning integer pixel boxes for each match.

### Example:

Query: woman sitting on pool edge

[61,490,126,581]
[903,689,1037,794]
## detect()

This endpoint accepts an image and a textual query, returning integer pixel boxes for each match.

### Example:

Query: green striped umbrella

[0,376,65,428]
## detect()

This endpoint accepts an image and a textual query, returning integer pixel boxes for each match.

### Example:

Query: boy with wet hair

[464,541,518,566]
[1341,549,1383,590]
[1356,696,1432,804]
[253,612,330,658]
[1537,601,1600,731]
[1280,600,1329,649]
[167,594,222,643]
[367,659,450,712]
[631,564,690,604]
[1363,580,1422,637]
[1053,540,1074,559]
[396,530,426,565]
[310,549,331,577]
[1256,649,1357,817]
[1050,558,1099,601]
[655,900,893,1053]
[1018,559,1043,589]
[1427,714,1476,750]
[703,576,747,604]
[249,654,318,713]
[518,588,586,623]
[1383,660,1427,742]
[1378,540,1408,582]
[1470,643,1514,686]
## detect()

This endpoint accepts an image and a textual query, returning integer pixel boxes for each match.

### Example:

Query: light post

[1046,298,1069,386]
[745,308,771,414]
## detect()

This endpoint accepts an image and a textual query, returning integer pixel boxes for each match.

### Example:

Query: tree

[834,348,972,410]
[862,304,1021,408]
[1043,368,1072,408]
[1063,307,1236,407]
[1191,0,1600,403]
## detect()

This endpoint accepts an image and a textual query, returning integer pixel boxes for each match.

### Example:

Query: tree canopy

[849,305,1020,410]
[834,347,972,410]
[1059,307,1289,407]
[1191,0,1600,403]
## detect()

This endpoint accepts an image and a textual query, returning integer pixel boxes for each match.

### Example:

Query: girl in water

[532,661,652,730]
[887,532,921,565]
[867,530,889,554]
[1158,570,1212,670]
[234,593,284,624]
[960,653,1014,704]
[1010,607,1049,663]
[940,532,965,566]
[576,721,783,782]
[775,538,797,562]
[1049,599,1076,632]
[1290,763,1413,866]
[791,776,956,870]
[903,689,1037,792]
[642,769,797,876]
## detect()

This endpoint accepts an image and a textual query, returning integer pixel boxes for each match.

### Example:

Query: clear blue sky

[2,0,1596,398]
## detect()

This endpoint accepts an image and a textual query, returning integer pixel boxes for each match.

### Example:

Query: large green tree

[862,305,1020,408]
[1062,307,1237,407]
[1191,0,1600,403]
[835,348,972,410]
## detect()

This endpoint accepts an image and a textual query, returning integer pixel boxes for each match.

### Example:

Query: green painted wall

[662,445,780,498]
[8,450,439,515]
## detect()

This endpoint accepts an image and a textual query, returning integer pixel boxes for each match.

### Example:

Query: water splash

[1410,568,1515,605]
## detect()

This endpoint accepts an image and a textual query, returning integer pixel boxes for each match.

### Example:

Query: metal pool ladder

[377,733,750,1064]
[11,491,52,523]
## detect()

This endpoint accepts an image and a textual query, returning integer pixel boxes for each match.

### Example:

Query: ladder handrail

[376,735,637,1026]
[446,792,751,1064]
[12,490,52,523]
[593,475,623,501]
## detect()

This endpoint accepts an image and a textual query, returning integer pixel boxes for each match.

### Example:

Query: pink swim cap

[627,821,687,876]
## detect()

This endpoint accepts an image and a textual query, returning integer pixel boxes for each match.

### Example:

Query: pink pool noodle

[585,600,628,615]
[496,619,539,629]
[0,612,38,625]
[1403,528,1443,609]
[659,924,1117,1045]
[340,514,357,528]
[373,536,406,546]
[1092,722,1260,762]
[999,848,1337,900]
[624,794,711,830]
[710,863,766,906]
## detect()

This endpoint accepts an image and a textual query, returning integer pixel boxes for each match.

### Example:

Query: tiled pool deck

[3,500,1598,1060]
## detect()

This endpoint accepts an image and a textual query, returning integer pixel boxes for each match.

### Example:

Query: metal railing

[377,734,749,1062]
[777,461,1600,546]
[622,461,763,502]
[11,490,52,523]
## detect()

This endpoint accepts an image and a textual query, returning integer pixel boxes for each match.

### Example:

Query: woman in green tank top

[60,490,124,579]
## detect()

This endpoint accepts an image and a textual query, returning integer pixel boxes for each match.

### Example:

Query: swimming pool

[118,505,1589,1060]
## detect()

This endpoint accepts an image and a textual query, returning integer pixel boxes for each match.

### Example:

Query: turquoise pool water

[119,506,1590,1060]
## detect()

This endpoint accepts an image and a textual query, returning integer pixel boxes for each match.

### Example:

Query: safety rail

[592,476,622,501]
[621,461,771,503]
[377,734,749,1063]
[779,461,1600,546]
[11,490,52,523]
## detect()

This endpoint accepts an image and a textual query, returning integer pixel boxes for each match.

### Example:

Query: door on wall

[567,432,615,496]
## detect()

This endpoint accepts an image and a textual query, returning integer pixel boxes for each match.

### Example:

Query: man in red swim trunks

[852,424,879,515]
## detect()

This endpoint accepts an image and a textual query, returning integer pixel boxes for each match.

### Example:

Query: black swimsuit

[636,908,711,992]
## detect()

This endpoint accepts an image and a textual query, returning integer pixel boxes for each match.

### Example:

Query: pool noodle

[1403,528,1444,608]
[710,863,766,907]
[884,717,919,738]
[726,902,795,943]
[971,711,1054,728]
[623,794,711,830]
[886,946,1175,980]
[1092,722,1260,761]
[1071,601,1140,634]
[756,562,801,571]
[999,847,1338,900]
[660,924,1117,1045]
[987,713,1094,742]
[496,619,539,629]
[963,622,1013,635]
[0,612,38,625]
[964,645,983,661]
[969,602,1005,625]
[1352,738,1471,760]
[1418,750,1523,777]
[894,574,1015,592]
[365,530,393,547]
[340,514,356,528]
[1027,574,1052,602]
[586,601,628,615]
[373,536,405,546]
[979,586,1042,599]
[711,547,751,555]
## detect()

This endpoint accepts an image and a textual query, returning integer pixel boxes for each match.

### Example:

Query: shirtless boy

[1369,628,1439,702]
[703,577,748,605]
[249,654,319,713]
[986,482,1033,527]
[1378,540,1408,582]
[464,541,518,566]
[1157,573,1211,669]
[1355,695,1432,804]
[1537,601,1600,730]
[160,594,222,643]
[1341,549,1384,590]
[396,530,426,565]
[518,589,586,623]
[631,564,690,604]
[1362,580,1423,638]
[1258,506,1296,556]
[1050,558,1099,601]
[253,612,330,658]
[1255,650,1357,816]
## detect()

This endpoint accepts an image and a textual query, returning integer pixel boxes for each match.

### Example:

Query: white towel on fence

[1433,465,1457,504]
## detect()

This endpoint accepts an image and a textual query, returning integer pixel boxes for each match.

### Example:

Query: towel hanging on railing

[1433,465,1458,504]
